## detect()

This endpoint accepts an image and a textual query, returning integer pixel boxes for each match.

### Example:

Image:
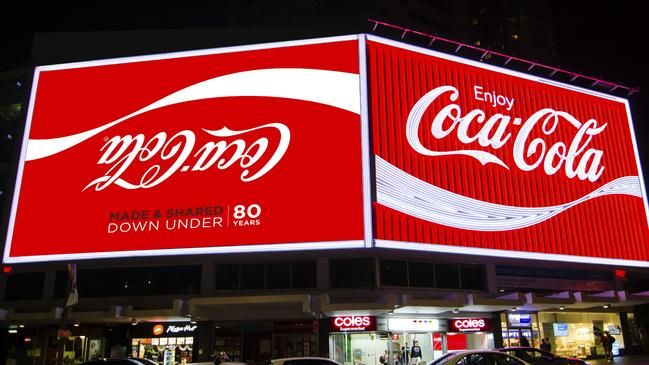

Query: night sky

[2,0,648,167]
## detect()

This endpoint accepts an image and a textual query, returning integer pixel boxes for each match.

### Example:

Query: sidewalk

[587,355,649,364]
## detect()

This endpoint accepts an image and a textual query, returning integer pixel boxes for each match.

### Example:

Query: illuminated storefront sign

[387,318,446,332]
[508,314,533,328]
[448,318,492,333]
[329,316,377,332]
[553,323,569,337]
[368,35,649,266]
[131,323,198,338]
[4,36,368,263]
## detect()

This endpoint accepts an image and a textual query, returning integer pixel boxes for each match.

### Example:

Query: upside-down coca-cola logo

[406,85,607,182]
[83,123,290,191]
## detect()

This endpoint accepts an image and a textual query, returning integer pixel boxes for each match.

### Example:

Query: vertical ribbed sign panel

[368,36,649,265]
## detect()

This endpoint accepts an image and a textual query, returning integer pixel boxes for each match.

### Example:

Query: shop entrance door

[391,332,440,364]
[330,332,386,365]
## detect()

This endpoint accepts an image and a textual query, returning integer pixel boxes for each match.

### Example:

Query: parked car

[497,347,589,365]
[424,350,531,365]
[129,358,158,365]
[427,352,457,365]
[80,359,148,365]
[271,357,343,365]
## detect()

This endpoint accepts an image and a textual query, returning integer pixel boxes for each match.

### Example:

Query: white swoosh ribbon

[376,156,642,231]
[27,68,360,161]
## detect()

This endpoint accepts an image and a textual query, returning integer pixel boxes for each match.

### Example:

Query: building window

[435,263,460,289]
[380,260,408,286]
[330,258,375,288]
[267,263,292,289]
[214,261,316,291]
[214,264,240,290]
[291,261,316,289]
[537,312,625,358]
[54,265,201,297]
[5,272,45,300]
[408,261,435,288]
[460,264,486,290]
[240,263,266,290]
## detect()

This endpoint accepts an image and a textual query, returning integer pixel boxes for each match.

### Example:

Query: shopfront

[129,323,198,365]
[273,320,318,358]
[328,315,499,365]
[386,318,447,363]
[538,312,625,359]
[329,315,386,365]
[500,313,540,348]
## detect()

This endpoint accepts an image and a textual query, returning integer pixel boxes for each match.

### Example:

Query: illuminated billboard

[4,34,648,266]
[3,35,370,262]
[368,35,649,266]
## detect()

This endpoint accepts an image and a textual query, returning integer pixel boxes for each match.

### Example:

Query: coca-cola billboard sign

[448,318,492,333]
[3,36,368,263]
[329,316,377,332]
[368,36,649,266]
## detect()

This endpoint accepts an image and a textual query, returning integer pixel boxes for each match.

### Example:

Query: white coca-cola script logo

[83,123,290,191]
[406,85,607,182]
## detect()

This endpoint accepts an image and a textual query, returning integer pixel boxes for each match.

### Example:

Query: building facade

[1,30,649,365]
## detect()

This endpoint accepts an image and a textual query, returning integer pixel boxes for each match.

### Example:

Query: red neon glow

[2,266,12,273]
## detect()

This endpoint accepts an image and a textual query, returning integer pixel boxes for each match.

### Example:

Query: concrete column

[43,270,57,300]
[201,262,215,295]
[0,271,7,302]
[485,263,498,294]
[317,257,329,291]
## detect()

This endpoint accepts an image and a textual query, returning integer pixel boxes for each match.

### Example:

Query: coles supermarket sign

[368,36,649,265]
[3,36,368,262]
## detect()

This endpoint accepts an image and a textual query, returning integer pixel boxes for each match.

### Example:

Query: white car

[428,350,531,365]
[271,357,343,365]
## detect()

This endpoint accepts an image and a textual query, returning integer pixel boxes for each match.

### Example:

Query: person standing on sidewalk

[605,331,616,362]
[599,331,611,362]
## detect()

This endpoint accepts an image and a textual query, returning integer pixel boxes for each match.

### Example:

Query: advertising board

[368,35,649,266]
[3,36,368,262]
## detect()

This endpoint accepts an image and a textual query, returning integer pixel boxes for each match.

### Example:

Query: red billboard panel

[4,36,367,262]
[368,36,649,266]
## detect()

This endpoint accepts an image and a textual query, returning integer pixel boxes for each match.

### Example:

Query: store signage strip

[387,318,446,332]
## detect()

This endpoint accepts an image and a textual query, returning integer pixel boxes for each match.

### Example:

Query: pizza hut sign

[329,316,377,332]
[448,318,492,333]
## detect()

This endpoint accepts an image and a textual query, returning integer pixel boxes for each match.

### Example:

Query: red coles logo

[330,316,376,332]
[449,318,492,332]
[152,324,165,336]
